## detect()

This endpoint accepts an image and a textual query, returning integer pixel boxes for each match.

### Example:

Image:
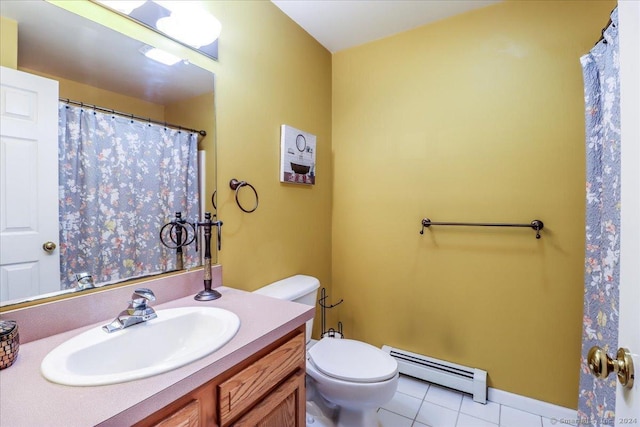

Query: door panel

[615,0,640,421]
[0,66,60,302]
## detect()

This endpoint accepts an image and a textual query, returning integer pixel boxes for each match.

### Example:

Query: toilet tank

[253,275,320,343]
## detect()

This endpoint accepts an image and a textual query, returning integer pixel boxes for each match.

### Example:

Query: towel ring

[229,178,259,213]
[159,217,197,250]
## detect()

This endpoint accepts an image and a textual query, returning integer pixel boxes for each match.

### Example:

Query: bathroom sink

[41,306,240,386]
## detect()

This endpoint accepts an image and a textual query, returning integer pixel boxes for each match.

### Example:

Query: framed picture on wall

[280,124,316,185]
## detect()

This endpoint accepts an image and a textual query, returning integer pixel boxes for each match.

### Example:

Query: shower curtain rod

[595,6,616,46]
[595,17,613,45]
[60,98,207,137]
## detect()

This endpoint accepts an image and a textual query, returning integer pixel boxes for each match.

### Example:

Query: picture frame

[280,124,316,185]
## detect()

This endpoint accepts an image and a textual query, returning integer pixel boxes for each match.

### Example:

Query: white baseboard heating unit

[382,345,488,404]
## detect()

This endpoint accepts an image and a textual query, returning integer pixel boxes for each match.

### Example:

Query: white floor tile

[456,413,499,427]
[424,384,464,411]
[460,395,500,424]
[380,390,423,419]
[377,408,413,427]
[376,378,575,427]
[397,374,430,399]
[542,417,572,427]
[416,401,459,427]
[500,406,543,427]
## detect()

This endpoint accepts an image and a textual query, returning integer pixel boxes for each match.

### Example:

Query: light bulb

[156,11,221,48]
[139,46,181,66]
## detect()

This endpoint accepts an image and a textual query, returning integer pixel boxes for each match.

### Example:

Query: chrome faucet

[75,272,95,290]
[102,288,158,333]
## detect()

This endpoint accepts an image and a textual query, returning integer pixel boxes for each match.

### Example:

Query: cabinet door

[219,333,305,425]
[232,370,305,427]
[152,400,199,427]
[136,381,217,427]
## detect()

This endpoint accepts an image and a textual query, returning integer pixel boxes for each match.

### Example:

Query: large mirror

[0,0,216,308]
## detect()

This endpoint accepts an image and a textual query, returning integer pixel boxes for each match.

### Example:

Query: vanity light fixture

[139,45,181,66]
[156,10,221,49]
[95,0,146,15]
[92,0,220,60]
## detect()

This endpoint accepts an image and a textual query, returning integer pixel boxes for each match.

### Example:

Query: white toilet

[254,275,399,427]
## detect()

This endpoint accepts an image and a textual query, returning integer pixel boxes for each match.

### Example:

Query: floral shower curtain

[578,8,620,425]
[58,103,200,289]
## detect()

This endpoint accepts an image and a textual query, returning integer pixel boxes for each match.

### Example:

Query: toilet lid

[308,338,398,383]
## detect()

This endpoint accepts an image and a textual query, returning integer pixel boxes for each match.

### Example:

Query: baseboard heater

[382,345,488,404]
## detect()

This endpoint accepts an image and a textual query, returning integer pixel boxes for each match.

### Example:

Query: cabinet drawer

[218,333,305,426]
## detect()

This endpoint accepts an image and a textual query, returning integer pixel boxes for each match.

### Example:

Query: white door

[616,1,640,421]
[0,66,60,302]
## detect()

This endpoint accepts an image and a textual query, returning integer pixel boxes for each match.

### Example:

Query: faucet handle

[131,288,156,308]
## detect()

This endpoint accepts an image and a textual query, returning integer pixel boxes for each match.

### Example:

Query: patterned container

[0,320,19,369]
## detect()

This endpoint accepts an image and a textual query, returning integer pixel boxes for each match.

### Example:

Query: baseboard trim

[488,387,577,421]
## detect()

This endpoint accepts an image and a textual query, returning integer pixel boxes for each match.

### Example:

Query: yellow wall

[0,16,18,68]
[22,69,166,120]
[203,0,333,312]
[165,92,216,150]
[332,0,614,409]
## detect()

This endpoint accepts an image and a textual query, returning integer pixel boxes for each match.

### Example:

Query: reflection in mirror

[0,0,216,308]
[93,0,220,61]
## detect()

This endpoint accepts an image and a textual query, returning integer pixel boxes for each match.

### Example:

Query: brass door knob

[587,346,635,389]
[42,241,57,253]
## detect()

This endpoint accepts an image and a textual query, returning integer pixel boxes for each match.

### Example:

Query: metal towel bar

[420,218,544,239]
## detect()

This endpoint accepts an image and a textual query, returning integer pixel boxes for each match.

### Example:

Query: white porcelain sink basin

[41,306,240,386]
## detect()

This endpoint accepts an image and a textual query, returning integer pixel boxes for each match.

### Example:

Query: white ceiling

[271,0,502,53]
[1,0,502,102]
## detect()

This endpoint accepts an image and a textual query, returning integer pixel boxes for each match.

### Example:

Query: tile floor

[378,375,558,427]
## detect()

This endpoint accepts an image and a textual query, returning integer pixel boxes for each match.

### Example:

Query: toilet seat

[308,338,398,383]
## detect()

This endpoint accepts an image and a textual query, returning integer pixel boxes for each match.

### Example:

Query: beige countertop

[0,284,313,426]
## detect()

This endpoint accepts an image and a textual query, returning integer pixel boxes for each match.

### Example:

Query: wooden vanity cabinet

[218,332,305,427]
[137,329,306,427]
[152,399,206,427]
[231,370,305,427]
[143,381,217,427]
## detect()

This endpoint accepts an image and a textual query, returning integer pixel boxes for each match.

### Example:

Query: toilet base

[335,407,380,427]
[306,401,335,427]
[305,401,382,427]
